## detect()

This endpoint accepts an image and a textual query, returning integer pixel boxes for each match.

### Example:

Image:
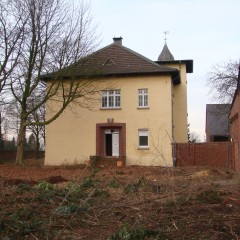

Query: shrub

[36,181,54,191]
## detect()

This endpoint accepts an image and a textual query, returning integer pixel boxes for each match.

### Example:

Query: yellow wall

[45,75,174,166]
[163,63,188,143]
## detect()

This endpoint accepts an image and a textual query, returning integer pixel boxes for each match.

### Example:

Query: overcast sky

[87,0,240,140]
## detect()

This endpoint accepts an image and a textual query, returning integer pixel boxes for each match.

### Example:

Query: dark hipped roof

[158,43,174,61]
[43,42,179,80]
[206,104,231,136]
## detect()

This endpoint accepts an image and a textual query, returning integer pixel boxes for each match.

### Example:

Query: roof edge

[155,60,193,73]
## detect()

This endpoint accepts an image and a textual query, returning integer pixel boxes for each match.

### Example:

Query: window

[138,129,148,148]
[101,90,121,108]
[138,89,148,107]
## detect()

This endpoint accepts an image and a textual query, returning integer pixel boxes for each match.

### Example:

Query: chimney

[113,37,123,45]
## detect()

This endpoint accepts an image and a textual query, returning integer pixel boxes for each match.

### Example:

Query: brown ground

[0,160,240,239]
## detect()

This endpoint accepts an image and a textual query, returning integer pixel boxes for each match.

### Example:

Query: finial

[164,31,169,43]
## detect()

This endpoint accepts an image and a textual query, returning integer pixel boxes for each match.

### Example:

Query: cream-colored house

[45,37,193,166]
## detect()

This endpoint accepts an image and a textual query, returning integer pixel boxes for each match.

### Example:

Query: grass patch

[108,178,120,188]
[107,224,168,240]
[124,177,145,194]
[36,181,54,191]
[196,189,223,204]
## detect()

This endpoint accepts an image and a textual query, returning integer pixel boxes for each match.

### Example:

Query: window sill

[100,107,122,110]
[137,107,149,110]
[138,147,150,150]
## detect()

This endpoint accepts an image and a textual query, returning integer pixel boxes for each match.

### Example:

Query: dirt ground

[0,160,240,239]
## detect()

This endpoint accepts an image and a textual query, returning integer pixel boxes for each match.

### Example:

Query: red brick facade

[229,93,240,171]
[176,142,234,168]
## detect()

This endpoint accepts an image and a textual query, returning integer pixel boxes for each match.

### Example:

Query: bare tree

[0,104,8,144]
[0,1,24,98]
[0,112,3,150]
[5,0,101,165]
[27,103,46,158]
[207,60,239,103]
[189,131,201,143]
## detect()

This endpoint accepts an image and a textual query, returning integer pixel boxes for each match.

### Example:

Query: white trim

[101,90,121,109]
[138,89,148,107]
[138,129,149,148]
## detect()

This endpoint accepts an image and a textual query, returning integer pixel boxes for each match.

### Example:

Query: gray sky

[87,0,240,140]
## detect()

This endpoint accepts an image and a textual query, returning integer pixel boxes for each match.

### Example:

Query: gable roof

[43,42,179,80]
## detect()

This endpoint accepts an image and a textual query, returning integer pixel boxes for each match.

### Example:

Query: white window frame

[138,89,148,108]
[101,90,121,109]
[138,129,149,148]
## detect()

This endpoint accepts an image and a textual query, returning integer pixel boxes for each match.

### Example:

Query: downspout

[172,61,182,167]
[171,80,176,167]
[227,117,230,168]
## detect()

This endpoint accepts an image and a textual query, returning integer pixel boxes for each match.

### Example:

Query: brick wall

[229,93,240,171]
[0,151,45,161]
[176,142,234,168]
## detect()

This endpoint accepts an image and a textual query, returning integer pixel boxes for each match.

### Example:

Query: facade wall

[176,142,234,168]
[45,75,174,166]
[230,93,240,171]
[163,63,188,143]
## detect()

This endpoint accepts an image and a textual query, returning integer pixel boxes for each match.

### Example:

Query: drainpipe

[172,61,182,167]
[227,115,231,169]
[171,80,176,167]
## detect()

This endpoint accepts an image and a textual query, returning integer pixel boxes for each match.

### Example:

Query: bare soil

[0,160,240,239]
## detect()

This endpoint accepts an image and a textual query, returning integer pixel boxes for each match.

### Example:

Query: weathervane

[164,31,169,43]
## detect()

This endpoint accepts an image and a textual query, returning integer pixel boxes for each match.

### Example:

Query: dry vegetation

[0,160,240,239]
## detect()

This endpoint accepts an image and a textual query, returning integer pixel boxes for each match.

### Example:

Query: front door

[112,132,119,156]
[105,129,119,157]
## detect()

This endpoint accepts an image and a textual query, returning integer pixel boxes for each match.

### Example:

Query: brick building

[229,66,240,171]
[206,104,230,142]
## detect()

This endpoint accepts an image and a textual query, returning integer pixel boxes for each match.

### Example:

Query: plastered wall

[45,75,174,166]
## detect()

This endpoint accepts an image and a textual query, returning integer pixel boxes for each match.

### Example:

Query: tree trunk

[15,119,26,166]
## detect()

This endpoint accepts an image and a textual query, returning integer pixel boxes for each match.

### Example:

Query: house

[205,104,231,142]
[229,66,240,171]
[45,37,193,166]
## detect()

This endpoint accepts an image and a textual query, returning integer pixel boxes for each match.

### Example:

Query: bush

[36,181,54,191]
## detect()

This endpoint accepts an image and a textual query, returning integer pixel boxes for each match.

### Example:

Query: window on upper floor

[101,90,121,109]
[138,89,148,108]
[138,129,149,148]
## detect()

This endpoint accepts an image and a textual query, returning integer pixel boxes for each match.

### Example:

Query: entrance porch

[95,122,126,167]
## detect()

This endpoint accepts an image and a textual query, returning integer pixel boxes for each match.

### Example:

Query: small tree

[207,60,239,103]
[28,133,36,151]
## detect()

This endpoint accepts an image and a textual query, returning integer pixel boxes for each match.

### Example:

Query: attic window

[103,58,116,66]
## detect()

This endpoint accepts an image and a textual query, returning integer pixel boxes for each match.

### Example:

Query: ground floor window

[138,129,148,148]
